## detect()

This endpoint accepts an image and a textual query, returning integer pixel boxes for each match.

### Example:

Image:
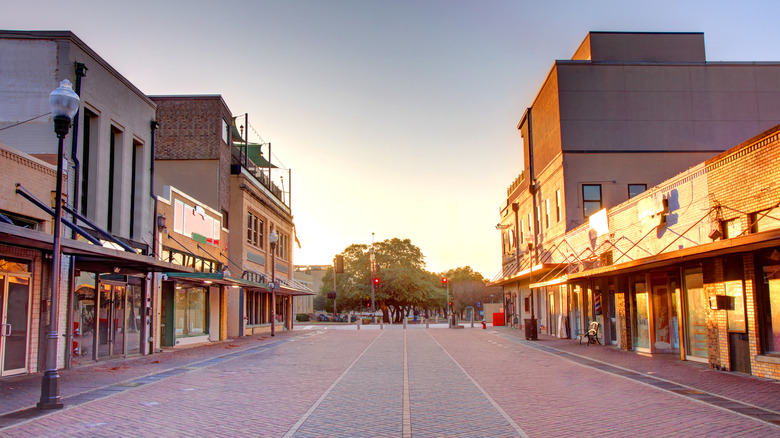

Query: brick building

[526,124,780,380]
[491,31,780,336]
[151,96,311,339]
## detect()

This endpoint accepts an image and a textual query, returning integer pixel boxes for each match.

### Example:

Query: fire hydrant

[481,320,486,329]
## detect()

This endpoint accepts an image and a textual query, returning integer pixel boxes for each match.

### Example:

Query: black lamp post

[38,80,80,410]
[269,229,279,337]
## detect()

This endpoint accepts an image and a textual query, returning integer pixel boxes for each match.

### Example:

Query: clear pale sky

[5,0,780,278]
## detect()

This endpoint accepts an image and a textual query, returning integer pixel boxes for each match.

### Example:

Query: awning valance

[0,222,194,275]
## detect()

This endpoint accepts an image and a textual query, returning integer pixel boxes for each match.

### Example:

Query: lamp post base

[37,370,63,409]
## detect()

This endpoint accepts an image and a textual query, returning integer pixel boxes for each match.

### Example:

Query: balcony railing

[231,144,286,206]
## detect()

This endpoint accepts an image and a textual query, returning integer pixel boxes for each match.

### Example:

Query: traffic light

[448,300,453,308]
[334,255,344,273]
[441,278,448,287]
[373,277,380,285]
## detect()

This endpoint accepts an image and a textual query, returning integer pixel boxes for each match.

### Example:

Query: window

[544,199,551,230]
[221,209,229,230]
[751,207,780,234]
[174,287,208,337]
[519,219,524,245]
[247,212,263,247]
[222,119,229,144]
[628,184,647,199]
[556,190,562,223]
[528,212,533,236]
[107,127,122,233]
[81,109,98,216]
[582,184,602,218]
[130,140,143,240]
[275,232,290,261]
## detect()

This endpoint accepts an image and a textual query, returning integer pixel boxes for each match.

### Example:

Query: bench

[578,321,601,346]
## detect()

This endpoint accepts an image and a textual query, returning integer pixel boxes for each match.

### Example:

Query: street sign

[477,302,481,307]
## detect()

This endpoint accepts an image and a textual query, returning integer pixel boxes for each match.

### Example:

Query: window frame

[582,184,603,218]
[628,184,647,199]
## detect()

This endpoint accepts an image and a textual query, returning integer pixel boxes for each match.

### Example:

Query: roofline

[0,30,157,110]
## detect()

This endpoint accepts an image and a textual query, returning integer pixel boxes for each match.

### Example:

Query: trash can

[524,318,537,340]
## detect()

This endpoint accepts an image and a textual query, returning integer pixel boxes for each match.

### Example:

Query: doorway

[0,274,32,377]
[98,283,126,358]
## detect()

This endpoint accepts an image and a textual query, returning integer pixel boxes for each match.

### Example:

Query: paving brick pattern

[1,325,780,437]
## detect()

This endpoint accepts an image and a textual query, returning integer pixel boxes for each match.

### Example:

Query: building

[294,265,329,315]
[151,96,311,339]
[492,31,780,334]
[0,31,190,381]
[528,124,780,380]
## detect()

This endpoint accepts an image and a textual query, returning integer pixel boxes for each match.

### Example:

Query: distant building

[294,265,330,314]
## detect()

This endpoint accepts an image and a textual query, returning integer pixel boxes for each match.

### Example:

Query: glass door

[1,275,32,377]
[632,279,650,351]
[98,284,126,358]
[683,268,707,359]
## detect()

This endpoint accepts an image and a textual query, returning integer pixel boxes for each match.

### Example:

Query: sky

[5,0,780,279]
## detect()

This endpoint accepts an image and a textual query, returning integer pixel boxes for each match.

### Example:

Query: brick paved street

[1,325,780,437]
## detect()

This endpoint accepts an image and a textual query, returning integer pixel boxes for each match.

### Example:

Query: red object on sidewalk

[481,321,486,329]
[492,313,505,326]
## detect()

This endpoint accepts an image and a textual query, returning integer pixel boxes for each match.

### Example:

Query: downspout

[527,108,538,322]
[148,120,159,355]
[65,62,87,369]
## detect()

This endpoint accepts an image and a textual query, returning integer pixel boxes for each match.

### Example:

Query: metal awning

[529,228,780,287]
[488,263,567,287]
[161,272,269,290]
[0,222,194,275]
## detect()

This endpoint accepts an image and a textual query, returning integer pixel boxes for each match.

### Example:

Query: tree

[441,266,494,318]
[321,238,440,323]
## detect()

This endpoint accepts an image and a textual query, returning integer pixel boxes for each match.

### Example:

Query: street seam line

[282,330,387,438]
[498,333,780,429]
[427,331,530,438]
[403,330,412,438]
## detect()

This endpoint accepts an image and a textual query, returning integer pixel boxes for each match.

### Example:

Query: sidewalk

[494,326,780,413]
[0,331,301,416]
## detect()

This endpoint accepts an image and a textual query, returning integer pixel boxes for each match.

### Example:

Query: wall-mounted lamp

[157,215,167,232]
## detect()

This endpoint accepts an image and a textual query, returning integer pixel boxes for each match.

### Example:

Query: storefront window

[175,287,208,337]
[683,268,707,358]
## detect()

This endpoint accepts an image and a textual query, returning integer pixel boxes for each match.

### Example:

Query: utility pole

[370,232,376,323]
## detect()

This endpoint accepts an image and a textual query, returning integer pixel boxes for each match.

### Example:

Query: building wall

[0,32,157,247]
[151,96,234,216]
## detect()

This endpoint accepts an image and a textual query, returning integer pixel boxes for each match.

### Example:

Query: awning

[161,272,269,290]
[529,227,780,287]
[489,263,567,287]
[0,222,194,275]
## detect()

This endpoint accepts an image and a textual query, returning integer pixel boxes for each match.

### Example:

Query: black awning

[0,222,194,275]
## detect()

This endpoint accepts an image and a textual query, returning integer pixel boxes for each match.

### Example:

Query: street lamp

[38,80,80,410]
[268,229,279,337]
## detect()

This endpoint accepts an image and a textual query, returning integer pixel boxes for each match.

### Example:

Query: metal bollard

[426,318,429,328]
[470,313,474,328]
[357,318,361,330]
[380,319,384,330]
[403,318,407,329]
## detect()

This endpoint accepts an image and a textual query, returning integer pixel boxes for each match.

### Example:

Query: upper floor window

[544,199,551,230]
[582,184,602,218]
[247,212,263,248]
[275,232,290,261]
[628,184,647,199]
[555,190,562,223]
